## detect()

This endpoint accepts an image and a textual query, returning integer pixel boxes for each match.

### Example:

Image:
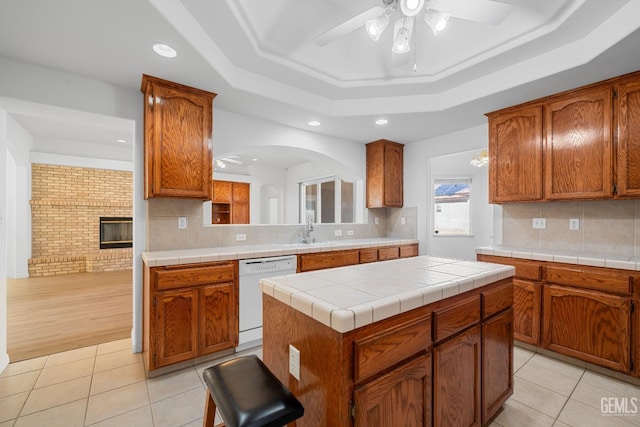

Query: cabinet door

[434,326,481,427]
[542,284,630,372]
[143,76,214,199]
[212,180,232,203]
[232,182,250,204]
[155,288,198,368]
[231,182,250,224]
[482,309,513,424]
[199,282,238,355]
[366,140,403,208]
[488,106,543,202]
[544,86,613,200]
[354,354,431,427]
[513,279,542,345]
[616,78,640,197]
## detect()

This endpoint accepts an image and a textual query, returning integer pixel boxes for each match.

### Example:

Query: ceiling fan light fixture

[424,9,450,36]
[392,18,413,54]
[365,13,390,41]
[400,0,425,17]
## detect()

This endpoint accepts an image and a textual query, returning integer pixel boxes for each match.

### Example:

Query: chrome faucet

[301,217,315,243]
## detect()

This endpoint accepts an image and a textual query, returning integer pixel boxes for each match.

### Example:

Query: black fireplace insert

[100,217,133,249]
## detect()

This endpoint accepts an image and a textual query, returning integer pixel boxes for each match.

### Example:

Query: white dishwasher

[238,255,297,350]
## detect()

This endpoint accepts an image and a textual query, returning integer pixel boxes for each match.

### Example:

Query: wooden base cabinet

[297,243,419,272]
[482,309,514,423]
[542,284,631,373]
[263,279,513,427]
[354,354,431,427]
[143,261,238,372]
[513,280,541,345]
[434,326,481,427]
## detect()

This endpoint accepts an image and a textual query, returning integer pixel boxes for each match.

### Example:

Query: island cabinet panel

[143,261,238,372]
[488,105,543,203]
[262,277,513,427]
[354,315,431,384]
[366,139,404,208]
[433,325,481,427]
[354,354,431,427]
[544,86,613,200]
[542,284,631,373]
[617,78,640,197]
[141,74,215,200]
[482,308,514,423]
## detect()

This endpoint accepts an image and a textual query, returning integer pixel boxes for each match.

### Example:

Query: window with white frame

[300,177,355,224]
[433,177,472,236]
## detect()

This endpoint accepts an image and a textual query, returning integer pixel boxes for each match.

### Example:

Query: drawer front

[155,262,236,290]
[359,248,378,264]
[546,266,632,295]
[434,295,481,342]
[354,315,431,384]
[477,255,542,280]
[399,244,418,258]
[298,250,359,272]
[378,246,400,261]
[482,282,514,318]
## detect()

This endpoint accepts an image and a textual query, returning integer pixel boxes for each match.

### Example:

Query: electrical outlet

[532,218,546,229]
[375,217,380,225]
[334,229,343,237]
[569,218,580,230]
[178,217,187,229]
[235,233,247,241]
[347,230,354,236]
[289,344,300,380]
[401,217,406,225]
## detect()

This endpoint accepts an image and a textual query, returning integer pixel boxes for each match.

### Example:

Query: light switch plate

[178,217,187,229]
[334,230,343,237]
[532,218,546,229]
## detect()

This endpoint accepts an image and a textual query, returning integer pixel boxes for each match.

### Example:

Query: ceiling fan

[314,0,513,53]
[215,155,243,169]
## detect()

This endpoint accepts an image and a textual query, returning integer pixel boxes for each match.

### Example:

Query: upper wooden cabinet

[616,77,640,197]
[211,180,250,224]
[544,86,613,200]
[487,70,640,203]
[366,139,404,208]
[141,74,216,200]
[488,106,543,202]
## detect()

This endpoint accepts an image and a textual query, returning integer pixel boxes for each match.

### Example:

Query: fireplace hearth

[100,217,133,249]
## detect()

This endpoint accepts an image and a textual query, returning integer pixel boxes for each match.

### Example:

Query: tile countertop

[260,255,515,333]
[142,238,419,267]
[476,246,640,271]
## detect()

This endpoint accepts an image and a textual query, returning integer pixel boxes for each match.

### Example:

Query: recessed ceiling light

[308,121,321,127]
[152,43,177,58]
[375,119,389,125]
[116,139,126,143]
[252,158,258,162]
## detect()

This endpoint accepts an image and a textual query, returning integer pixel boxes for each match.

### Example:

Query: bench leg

[203,391,218,427]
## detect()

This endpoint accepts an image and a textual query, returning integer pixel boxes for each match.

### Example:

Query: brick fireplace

[29,164,133,276]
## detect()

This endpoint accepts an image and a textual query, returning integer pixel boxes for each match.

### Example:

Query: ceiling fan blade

[313,6,385,46]
[221,157,243,164]
[436,0,512,25]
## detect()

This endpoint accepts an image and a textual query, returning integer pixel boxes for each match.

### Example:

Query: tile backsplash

[501,200,640,256]
[146,199,417,251]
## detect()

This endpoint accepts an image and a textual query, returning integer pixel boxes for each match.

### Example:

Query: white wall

[404,124,492,257]
[0,56,145,356]
[0,107,9,372]
[428,149,493,260]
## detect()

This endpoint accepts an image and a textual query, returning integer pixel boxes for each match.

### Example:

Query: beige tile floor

[1,340,640,426]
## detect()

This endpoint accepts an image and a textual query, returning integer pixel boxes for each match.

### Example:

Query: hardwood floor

[7,270,133,362]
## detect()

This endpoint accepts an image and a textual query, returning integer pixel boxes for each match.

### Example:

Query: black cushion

[203,355,304,427]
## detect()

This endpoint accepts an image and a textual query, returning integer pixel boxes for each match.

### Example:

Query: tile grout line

[552,368,587,426]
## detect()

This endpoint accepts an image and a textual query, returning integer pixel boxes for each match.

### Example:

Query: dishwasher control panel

[239,256,297,276]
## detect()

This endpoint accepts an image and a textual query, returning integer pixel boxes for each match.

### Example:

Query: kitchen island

[260,255,515,426]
